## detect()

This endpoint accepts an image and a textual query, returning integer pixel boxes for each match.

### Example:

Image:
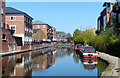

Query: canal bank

[97,51,120,77]
[0,45,56,57]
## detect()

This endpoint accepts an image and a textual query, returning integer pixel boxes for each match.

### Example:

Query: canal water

[0,47,108,77]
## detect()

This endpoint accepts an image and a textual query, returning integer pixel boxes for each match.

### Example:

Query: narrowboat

[81,46,98,58]
[75,45,84,51]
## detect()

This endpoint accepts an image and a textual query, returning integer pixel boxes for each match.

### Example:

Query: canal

[0,47,108,77]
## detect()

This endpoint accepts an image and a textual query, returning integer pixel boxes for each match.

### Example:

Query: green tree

[73,29,81,38]
[33,30,47,41]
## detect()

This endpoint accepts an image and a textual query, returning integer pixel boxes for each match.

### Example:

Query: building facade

[0,0,5,29]
[52,26,57,41]
[97,2,115,32]
[56,31,67,41]
[112,1,120,26]
[0,0,16,52]
[5,7,33,46]
[33,20,55,41]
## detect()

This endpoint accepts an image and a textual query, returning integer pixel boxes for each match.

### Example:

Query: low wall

[16,43,54,51]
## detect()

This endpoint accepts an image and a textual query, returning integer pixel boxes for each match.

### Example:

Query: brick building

[5,7,33,46]
[0,0,5,29]
[33,20,55,41]
[52,26,57,41]
[97,2,115,32]
[112,1,120,26]
[0,0,16,52]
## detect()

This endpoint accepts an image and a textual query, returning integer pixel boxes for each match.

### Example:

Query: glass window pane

[118,14,120,23]
[10,16,16,20]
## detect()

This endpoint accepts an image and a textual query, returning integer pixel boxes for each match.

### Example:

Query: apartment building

[112,1,120,26]
[33,20,54,41]
[56,31,67,41]
[0,0,16,52]
[52,26,57,41]
[97,2,115,32]
[5,7,33,46]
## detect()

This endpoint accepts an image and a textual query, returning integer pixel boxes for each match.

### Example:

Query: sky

[7,2,105,34]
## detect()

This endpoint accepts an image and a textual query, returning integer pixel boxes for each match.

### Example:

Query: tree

[33,30,47,41]
[66,33,72,37]
[73,29,81,38]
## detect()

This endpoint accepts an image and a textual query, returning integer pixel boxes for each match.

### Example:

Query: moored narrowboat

[81,46,98,58]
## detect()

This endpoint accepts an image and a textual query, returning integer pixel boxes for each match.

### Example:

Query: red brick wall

[1,29,17,52]
[16,44,43,51]
[0,0,17,52]
[5,15,25,34]
[0,0,5,29]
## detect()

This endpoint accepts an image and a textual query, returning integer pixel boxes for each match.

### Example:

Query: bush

[73,29,120,57]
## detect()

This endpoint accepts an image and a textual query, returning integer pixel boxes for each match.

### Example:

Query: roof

[6,7,33,20]
[33,20,48,25]
[33,29,40,33]
[6,7,25,14]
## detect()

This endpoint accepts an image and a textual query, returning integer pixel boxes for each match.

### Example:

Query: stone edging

[97,51,120,77]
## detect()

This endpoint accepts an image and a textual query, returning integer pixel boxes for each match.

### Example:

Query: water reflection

[2,55,16,76]
[75,50,98,70]
[32,50,56,70]
[2,52,32,77]
[1,48,107,77]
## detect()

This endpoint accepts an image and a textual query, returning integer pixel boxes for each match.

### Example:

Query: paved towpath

[97,51,120,77]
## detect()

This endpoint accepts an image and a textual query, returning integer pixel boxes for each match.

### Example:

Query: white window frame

[10,16,16,21]
[2,34,6,40]
[10,25,16,33]
[43,25,46,28]
[38,25,40,28]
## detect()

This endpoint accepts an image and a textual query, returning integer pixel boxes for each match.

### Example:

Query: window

[2,34,6,40]
[107,7,111,11]
[38,25,40,28]
[118,13,120,23]
[43,25,46,28]
[103,15,106,31]
[98,20,100,31]
[10,25,16,30]
[0,20,3,28]
[103,15,106,26]
[118,2,120,7]
[10,16,16,21]
[0,7,3,13]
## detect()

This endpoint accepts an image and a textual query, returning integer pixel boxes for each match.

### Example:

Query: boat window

[84,47,96,53]
[77,45,83,48]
